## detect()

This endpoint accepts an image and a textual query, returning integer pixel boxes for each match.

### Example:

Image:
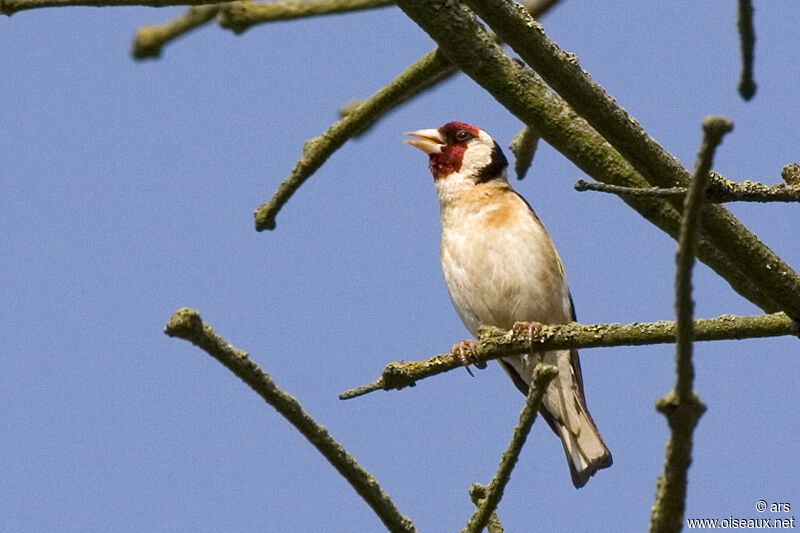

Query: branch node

[781,163,800,186]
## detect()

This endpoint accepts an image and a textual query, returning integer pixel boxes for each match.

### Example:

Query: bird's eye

[454,130,471,142]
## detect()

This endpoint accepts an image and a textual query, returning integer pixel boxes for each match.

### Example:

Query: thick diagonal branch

[164,308,416,533]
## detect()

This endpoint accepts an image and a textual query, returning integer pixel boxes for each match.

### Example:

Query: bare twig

[253,48,452,231]
[1,0,223,13]
[164,308,416,533]
[217,0,394,34]
[132,5,220,59]
[462,364,558,533]
[736,0,757,100]
[575,174,800,203]
[648,116,732,533]
[339,312,797,400]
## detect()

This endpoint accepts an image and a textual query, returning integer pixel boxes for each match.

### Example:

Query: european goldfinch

[406,121,611,488]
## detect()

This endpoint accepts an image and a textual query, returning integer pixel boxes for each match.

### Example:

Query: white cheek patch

[459,141,494,177]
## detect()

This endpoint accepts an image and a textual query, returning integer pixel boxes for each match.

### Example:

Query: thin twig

[217,0,394,34]
[253,48,452,231]
[468,484,504,533]
[648,116,732,533]
[575,175,800,203]
[736,0,757,100]
[339,312,797,400]
[164,308,416,533]
[462,364,558,533]
[461,0,800,320]
[509,125,539,180]
[1,0,223,13]
[132,5,220,60]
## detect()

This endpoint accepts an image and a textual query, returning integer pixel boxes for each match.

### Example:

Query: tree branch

[253,47,452,231]
[574,174,800,203]
[462,364,558,533]
[736,0,757,100]
[132,5,220,59]
[217,0,394,34]
[648,116,731,533]
[463,0,800,321]
[339,312,797,400]
[164,308,416,533]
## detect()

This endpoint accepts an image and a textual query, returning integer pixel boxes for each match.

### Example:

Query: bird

[405,121,611,488]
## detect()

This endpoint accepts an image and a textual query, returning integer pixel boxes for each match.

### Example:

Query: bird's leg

[451,339,487,375]
[507,321,544,351]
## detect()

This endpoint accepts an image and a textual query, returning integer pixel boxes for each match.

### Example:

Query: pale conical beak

[404,128,445,155]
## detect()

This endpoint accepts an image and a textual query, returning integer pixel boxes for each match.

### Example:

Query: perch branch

[462,364,558,533]
[164,308,416,533]
[340,312,797,400]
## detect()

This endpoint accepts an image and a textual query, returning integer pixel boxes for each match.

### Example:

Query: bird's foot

[507,321,543,350]
[451,339,486,376]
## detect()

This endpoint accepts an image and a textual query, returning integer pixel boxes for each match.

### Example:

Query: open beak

[404,128,445,155]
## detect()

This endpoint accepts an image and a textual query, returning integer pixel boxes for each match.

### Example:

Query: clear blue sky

[2,2,798,531]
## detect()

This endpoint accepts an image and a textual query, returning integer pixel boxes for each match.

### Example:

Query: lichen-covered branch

[648,117,731,533]
[393,0,781,316]
[468,484,504,533]
[574,174,800,203]
[508,125,539,180]
[339,312,797,400]
[132,5,220,59]
[164,308,416,533]
[217,0,394,34]
[462,364,558,533]
[462,0,800,321]
[736,0,757,100]
[253,48,452,231]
